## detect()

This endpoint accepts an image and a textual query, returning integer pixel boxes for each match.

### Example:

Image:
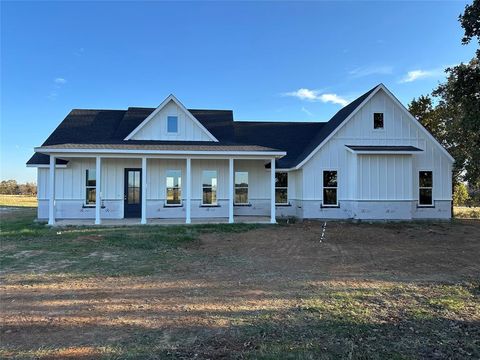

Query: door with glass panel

[124,168,142,218]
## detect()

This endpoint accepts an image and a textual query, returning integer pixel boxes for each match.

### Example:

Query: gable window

[85,169,96,205]
[323,170,338,206]
[166,170,182,205]
[234,172,248,205]
[167,116,178,133]
[419,171,433,206]
[275,172,288,205]
[374,113,384,129]
[202,170,217,205]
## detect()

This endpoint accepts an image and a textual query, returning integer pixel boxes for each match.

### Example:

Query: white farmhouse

[28,84,454,224]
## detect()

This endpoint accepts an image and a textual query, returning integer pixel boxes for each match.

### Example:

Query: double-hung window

[234,171,248,204]
[85,169,96,205]
[419,171,433,206]
[275,172,288,205]
[166,170,182,205]
[323,170,338,206]
[202,170,217,205]
[167,116,178,133]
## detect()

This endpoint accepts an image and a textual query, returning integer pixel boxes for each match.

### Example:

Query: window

[85,169,96,205]
[202,170,217,205]
[419,171,433,206]
[323,170,338,206]
[374,112,384,129]
[234,171,248,204]
[275,172,288,205]
[167,116,178,133]
[166,170,182,205]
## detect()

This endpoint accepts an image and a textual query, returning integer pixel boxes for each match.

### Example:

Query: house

[27,84,454,225]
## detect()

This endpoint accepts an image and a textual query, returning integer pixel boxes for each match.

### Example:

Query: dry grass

[454,206,480,219]
[1,208,479,359]
[0,195,37,207]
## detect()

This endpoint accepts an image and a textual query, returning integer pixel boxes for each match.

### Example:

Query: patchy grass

[0,195,37,207]
[454,206,480,219]
[1,208,479,359]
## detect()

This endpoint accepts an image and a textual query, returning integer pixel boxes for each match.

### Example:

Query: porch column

[270,158,276,224]
[95,156,101,225]
[228,158,234,223]
[141,157,147,224]
[48,155,55,225]
[185,158,191,224]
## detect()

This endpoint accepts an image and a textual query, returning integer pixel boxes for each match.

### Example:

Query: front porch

[36,146,287,226]
[52,216,271,227]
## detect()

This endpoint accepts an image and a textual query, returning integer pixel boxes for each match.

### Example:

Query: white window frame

[234,171,249,205]
[373,112,385,130]
[167,115,178,134]
[275,172,288,205]
[202,170,218,206]
[85,169,96,206]
[165,169,182,207]
[322,169,338,207]
[418,170,433,206]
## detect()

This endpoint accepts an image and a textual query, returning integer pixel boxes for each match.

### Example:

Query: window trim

[167,115,178,134]
[234,171,249,205]
[165,169,182,207]
[322,169,338,207]
[418,170,433,207]
[201,170,218,206]
[84,169,96,207]
[373,112,385,130]
[275,171,289,205]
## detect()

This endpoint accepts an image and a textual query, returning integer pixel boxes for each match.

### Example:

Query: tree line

[0,180,37,196]
[408,0,480,206]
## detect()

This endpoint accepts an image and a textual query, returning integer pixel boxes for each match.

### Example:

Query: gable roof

[31,84,445,168]
[124,94,219,141]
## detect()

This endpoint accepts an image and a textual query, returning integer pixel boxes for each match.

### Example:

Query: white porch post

[270,158,276,224]
[48,155,55,225]
[141,157,147,224]
[186,158,191,224]
[228,158,234,223]
[95,156,102,225]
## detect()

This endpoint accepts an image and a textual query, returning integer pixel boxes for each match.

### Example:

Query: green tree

[453,183,470,206]
[409,0,480,187]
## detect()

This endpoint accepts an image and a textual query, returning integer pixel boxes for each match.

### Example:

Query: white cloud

[318,93,349,106]
[301,107,313,116]
[399,68,444,83]
[349,65,393,78]
[283,88,349,106]
[54,78,67,85]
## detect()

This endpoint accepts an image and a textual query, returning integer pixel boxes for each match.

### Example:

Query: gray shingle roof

[27,85,380,168]
[346,145,423,152]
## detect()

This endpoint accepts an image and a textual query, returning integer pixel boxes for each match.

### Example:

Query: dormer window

[167,116,178,133]
[374,113,384,129]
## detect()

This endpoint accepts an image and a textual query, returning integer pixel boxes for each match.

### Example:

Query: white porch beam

[228,158,234,223]
[95,156,102,225]
[48,155,55,225]
[270,158,276,224]
[186,158,191,224]
[141,157,147,224]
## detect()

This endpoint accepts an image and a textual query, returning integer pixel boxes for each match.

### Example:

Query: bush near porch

[1,207,479,359]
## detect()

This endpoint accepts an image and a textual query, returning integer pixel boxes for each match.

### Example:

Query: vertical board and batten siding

[37,158,281,219]
[130,100,212,141]
[300,89,452,218]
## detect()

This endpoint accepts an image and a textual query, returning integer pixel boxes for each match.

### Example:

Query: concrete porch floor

[52,216,272,226]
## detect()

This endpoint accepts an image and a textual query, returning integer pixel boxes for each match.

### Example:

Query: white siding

[130,100,212,141]
[302,89,452,203]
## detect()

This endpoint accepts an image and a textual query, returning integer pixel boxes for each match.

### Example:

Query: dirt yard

[1,208,479,359]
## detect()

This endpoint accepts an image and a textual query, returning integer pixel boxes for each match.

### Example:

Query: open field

[1,207,479,359]
[0,195,37,208]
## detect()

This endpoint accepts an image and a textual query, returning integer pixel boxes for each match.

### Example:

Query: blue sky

[1,1,475,182]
